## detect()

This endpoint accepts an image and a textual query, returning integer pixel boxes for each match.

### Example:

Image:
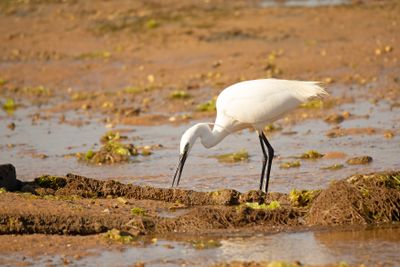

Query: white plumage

[172,78,328,193]
[215,79,327,131]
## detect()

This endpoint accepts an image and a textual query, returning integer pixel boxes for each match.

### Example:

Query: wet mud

[1,171,398,237]
[1,0,400,265]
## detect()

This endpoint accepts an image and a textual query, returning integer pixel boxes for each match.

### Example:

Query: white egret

[172,78,328,193]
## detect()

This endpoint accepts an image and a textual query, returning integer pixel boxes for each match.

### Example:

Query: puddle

[1,99,399,193]
[3,225,398,267]
[261,0,351,8]
[213,226,400,266]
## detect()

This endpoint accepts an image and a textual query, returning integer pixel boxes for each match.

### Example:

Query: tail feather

[293,81,329,102]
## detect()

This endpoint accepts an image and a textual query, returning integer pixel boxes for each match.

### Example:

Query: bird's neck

[197,124,229,149]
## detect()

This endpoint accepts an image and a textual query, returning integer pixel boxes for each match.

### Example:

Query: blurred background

[0,0,399,192]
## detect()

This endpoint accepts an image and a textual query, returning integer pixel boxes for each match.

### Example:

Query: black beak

[171,150,188,188]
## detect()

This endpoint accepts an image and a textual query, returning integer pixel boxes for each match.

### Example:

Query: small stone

[0,164,21,191]
[384,131,394,139]
[375,48,382,55]
[141,147,152,156]
[7,122,16,130]
[62,258,70,265]
[384,45,393,53]
[342,111,351,119]
[147,74,155,83]
[346,156,373,165]
[324,114,344,124]
[212,60,222,68]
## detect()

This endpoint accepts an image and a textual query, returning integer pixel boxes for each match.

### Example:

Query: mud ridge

[0,171,398,236]
[58,173,243,206]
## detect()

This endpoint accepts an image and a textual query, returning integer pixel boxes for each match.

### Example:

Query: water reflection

[73,225,400,266]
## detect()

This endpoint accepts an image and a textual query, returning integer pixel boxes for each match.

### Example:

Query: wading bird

[172,79,328,193]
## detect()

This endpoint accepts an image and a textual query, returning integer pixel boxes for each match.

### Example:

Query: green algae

[214,149,249,163]
[289,189,320,207]
[196,98,216,112]
[131,207,146,216]
[104,228,137,243]
[279,161,301,169]
[170,90,191,99]
[298,150,324,159]
[34,175,66,190]
[245,200,281,210]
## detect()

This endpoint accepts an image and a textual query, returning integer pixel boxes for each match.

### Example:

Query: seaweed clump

[77,131,139,164]
[103,228,137,243]
[34,175,66,190]
[297,150,324,159]
[289,189,320,207]
[215,149,249,163]
[131,207,146,216]
[307,171,400,225]
[196,97,217,112]
[78,141,137,164]
[2,98,17,113]
[346,156,373,165]
[279,161,301,169]
[245,200,281,210]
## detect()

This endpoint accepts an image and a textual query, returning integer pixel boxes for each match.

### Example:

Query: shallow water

[3,225,399,266]
[1,100,399,193]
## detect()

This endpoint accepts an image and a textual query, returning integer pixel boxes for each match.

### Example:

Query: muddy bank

[0,171,398,236]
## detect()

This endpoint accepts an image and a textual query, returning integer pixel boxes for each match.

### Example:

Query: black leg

[261,132,274,193]
[258,135,268,191]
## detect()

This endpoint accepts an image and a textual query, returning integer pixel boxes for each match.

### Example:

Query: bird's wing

[216,79,324,127]
[218,90,301,125]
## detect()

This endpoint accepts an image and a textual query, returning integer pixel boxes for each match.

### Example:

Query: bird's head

[172,123,212,187]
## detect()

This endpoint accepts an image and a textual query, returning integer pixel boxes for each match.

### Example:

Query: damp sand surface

[0,0,400,266]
